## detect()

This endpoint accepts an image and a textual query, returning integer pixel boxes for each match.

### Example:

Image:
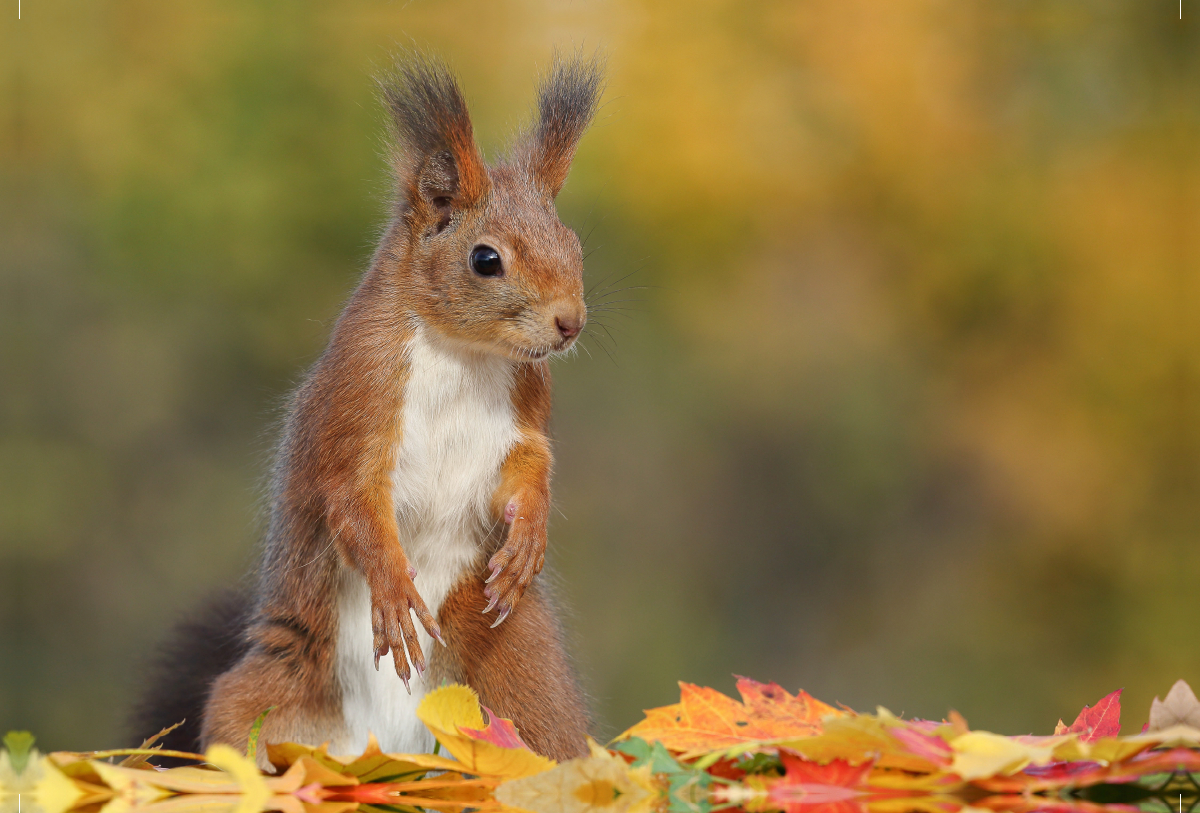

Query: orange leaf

[618,676,842,758]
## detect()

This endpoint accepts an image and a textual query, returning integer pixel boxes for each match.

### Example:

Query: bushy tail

[129,590,253,759]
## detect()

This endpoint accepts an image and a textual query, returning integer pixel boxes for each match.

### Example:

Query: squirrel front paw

[370,572,444,691]
[483,509,546,627]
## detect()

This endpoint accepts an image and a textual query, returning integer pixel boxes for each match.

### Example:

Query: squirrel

[133,54,604,765]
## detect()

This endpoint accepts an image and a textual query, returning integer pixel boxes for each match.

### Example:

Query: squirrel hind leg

[128,589,253,762]
[202,617,344,769]
[432,575,591,761]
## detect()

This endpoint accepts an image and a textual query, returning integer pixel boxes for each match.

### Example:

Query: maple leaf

[1147,680,1200,732]
[618,677,842,759]
[1052,689,1121,742]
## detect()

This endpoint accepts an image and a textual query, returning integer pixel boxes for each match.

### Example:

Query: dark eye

[470,245,504,277]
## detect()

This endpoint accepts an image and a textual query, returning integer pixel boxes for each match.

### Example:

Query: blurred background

[3,0,1199,749]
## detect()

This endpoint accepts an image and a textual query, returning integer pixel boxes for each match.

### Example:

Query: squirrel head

[381,54,604,362]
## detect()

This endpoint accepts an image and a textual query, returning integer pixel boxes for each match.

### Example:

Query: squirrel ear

[380,56,489,229]
[520,52,606,199]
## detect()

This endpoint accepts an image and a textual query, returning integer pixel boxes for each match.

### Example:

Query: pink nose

[555,314,582,340]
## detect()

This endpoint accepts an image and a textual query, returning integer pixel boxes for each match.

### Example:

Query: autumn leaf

[769,753,874,802]
[948,731,1073,781]
[496,739,657,813]
[31,759,91,813]
[612,736,713,811]
[1147,680,1200,732]
[268,733,464,784]
[460,705,532,750]
[1052,690,1121,742]
[887,727,953,767]
[618,677,841,759]
[718,712,954,785]
[417,684,556,779]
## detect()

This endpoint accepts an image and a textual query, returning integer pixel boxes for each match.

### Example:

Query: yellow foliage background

[2,2,1198,747]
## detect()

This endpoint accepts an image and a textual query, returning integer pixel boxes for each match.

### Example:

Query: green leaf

[246,706,275,762]
[613,736,686,774]
[613,736,712,813]
[4,731,35,775]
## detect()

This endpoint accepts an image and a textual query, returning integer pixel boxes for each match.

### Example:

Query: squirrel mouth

[510,340,573,362]
[510,345,551,362]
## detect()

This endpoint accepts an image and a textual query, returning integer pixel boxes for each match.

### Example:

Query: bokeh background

[3,0,1199,749]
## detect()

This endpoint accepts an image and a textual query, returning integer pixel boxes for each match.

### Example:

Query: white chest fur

[333,327,519,756]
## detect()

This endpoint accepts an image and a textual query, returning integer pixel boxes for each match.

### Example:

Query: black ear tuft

[522,50,606,198]
[378,55,489,219]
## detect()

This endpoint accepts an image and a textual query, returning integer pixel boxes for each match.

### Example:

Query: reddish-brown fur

[191,54,604,764]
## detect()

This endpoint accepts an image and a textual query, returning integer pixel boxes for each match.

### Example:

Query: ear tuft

[521,50,606,198]
[378,55,489,221]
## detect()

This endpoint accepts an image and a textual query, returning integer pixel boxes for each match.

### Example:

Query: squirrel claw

[432,628,447,647]
[485,565,501,584]
[374,651,381,671]
[482,594,499,614]
[489,607,510,628]
[401,673,411,694]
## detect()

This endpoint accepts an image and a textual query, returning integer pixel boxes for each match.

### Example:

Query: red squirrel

[134,54,603,764]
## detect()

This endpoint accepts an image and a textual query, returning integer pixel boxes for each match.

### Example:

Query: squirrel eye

[470,245,504,278]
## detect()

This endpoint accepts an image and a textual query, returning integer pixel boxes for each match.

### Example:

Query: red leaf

[1060,689,1122,742]
[457,705,529,749]
[766,755,874,813]
[779,752,875,787]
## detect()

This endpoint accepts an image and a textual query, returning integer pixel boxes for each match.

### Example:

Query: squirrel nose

[555,314,582,340]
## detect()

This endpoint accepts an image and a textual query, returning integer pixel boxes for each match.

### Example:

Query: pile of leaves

[5,679,1200,813]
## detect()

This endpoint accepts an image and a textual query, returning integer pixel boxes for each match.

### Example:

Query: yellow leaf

[30,757,89,813]
[417,685,556,779]
[206,744,271,813]
[92,763,239,795]
[1126,723,1200,748]
[949,732,1049,781]
[268,734,465,782]
[496,739,656,813]
[104,797,238,813]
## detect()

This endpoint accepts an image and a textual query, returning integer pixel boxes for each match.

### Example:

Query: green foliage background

[2,1,1199,748]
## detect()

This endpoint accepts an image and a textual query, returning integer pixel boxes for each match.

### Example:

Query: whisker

[585,267,645,301]
[587,306,639,320]
[582,322,619,351]
[586,334,619,366]
[591,322,620,348]
[588,298,645,308]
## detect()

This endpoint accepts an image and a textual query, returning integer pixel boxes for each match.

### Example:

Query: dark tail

[129,590,253,760]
